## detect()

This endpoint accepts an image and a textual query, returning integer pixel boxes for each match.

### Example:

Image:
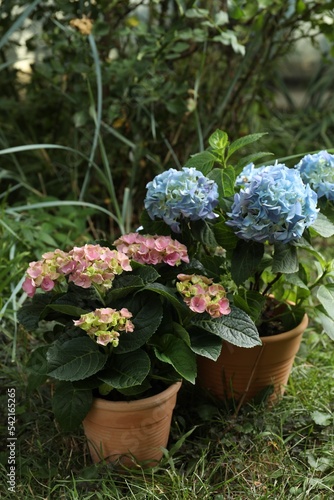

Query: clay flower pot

[82,381,182,466]
[197,313,308,407]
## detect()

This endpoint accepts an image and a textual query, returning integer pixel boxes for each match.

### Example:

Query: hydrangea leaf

[317,284,334,320]
[52,381,93,431]
[190,220,218,248]
[231,239,264,285]
[313,308,334,340]
[209,166,235,198]
[184,150,217,176]
[235,151,273,174]
[105,274,144,300]
[47,337,108,381]
[191,306,261,348]
[226,132,267,159]
[115,292,163,353]
[153,334,197,383]
[272,243,298,274]
[189,329,223,360]
[143,282,188,316]
[45,303,88,317]
[213,220,238,250]
[208,129,229,151]
[17,293,55,331]
[233,290,267,323]
[98,350,151,389]
[310,212,334,238]
[140,209,172,235]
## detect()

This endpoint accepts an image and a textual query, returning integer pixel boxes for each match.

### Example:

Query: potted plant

[140,129,334,407]
[18,232,260,465]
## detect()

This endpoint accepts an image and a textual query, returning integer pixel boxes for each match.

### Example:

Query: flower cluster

[176,274,231,318]
[114,233,189,266]
[73,307,134,347]
[226,164,318,244]
[294,150,334,201]
[144,167,219,232]
[22,244,132,297]
[235,162,262,187]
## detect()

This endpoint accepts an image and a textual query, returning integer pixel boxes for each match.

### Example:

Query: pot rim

[90,380,182,412]
[260,313,308,343]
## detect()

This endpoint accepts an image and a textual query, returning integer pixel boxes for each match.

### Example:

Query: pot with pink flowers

[18,232,260,466]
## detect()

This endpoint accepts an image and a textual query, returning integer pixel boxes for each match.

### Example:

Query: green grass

[1,327,333,499]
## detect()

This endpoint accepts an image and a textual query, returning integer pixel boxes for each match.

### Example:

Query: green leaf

[98,350,151,389]
[189,329,223,360]
[235,151,274,173]
[208,129,229,152]
[191,306,261,348]
[189,220,218,248]
[310,410,332,426]
[116,292,163,353]
[284,272,309,290]
[233,291,266,323]
[184,151,217,175]
[311,212,334,238]
[140,209,171,235]
[144,283,187,316]
[209,166,236,198]
[132,264,161,284]
[172,322,191,346]
[272,243,298,273]
[46,304,88,317]
[231,240,264,285]
[47,337,108,381]
[106,274,144,300]
[313,309,334,340]
[17,294,53,331]
[317,284,334,319]
[212,221,238,250]
[116,378,152,396]
[153,334,197,383]
[226,132,267,159]
[52,381,93,431]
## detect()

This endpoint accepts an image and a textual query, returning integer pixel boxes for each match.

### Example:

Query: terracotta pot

[197,313,308,407]
[82,381,182,466]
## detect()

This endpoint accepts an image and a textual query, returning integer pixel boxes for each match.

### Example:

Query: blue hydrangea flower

[226,164,318,244]
[294,151,334,201]
[144,167,219,232]
[236,163,264,186]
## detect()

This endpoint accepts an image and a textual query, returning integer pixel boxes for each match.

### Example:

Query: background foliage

[2,0,334,230]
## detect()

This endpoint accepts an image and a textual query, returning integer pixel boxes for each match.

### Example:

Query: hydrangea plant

[19,129,334,431]
[141,129,334,340]
[19,234,260,431]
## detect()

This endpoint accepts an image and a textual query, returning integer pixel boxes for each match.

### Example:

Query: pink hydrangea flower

[68,245,132,290]
[176,274,231,317]
[22,249,74,297]
[73,307,134,347]
[22,244,132,297]
[114,233,189,266]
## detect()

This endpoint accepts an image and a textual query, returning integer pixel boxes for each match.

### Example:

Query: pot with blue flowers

[141,129,334,407]
[18,230,260,465]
